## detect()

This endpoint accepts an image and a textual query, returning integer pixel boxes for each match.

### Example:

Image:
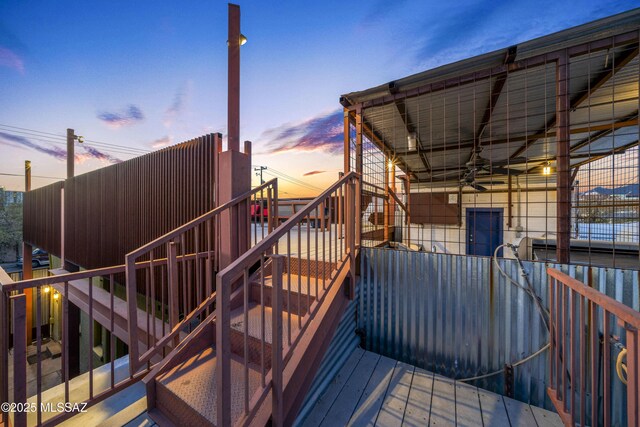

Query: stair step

[230,302,302,345]
[156,346,261,427]
[261,273,327,298]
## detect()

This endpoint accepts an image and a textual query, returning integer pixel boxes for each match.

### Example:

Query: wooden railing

[125,179,278,372]
[547,268,640,426]
[215,171,359,427]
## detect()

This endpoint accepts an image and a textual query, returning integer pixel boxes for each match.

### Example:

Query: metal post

[271,255,284,426]
[227,3,241,152]
[348,180,356,299]
[626,326,639,427]
[23,161,33,344]
[167,242,180,347]
[355,107,363,246]
[0,292,9,426]
[12,294,27,427]
[216,274,231,427]
[556,51,571,264]
[67,128,74,179]
[343,108,351,173]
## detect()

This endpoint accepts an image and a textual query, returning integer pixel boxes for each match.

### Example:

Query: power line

[0,124,151,156]
[0,172,64,180]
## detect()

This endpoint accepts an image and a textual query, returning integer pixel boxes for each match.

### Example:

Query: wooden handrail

[127,178,277,259]
[217,171,358,284]
[547,268,640,327]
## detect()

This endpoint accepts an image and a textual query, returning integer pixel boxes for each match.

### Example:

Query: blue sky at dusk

[1,0,637,196]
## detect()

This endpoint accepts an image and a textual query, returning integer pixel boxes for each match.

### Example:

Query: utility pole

[255,166,267,184]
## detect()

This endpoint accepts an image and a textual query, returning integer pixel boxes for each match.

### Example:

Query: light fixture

[543,164,551,176]
[53,291,60,301]
[388,159,394,169]
[227,34,248,46]
[43,285,50,293]
[407,132,417,151]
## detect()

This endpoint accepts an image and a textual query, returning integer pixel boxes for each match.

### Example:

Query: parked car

[17,248,49,268]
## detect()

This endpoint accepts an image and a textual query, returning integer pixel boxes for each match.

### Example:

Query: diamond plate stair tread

[230,302,302,344]
[157,346,261,426]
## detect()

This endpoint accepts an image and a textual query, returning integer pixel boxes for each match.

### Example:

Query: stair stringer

[249,257,353,426]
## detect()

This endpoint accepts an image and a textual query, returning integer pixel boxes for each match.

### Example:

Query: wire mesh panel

[345,31,640,270]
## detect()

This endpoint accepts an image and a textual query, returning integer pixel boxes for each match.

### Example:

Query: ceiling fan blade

[476,180,506,185]
[491,157,529,166]
[489,166,524,175]
[469,182,488,192]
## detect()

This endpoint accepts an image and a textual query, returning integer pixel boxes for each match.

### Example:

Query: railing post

[167,242,180,348]
[0,291,8,426]
[11,294,27,427]
[267,187,273,234]
[355,176,361,247]
[125,256,139,375]
[626,325,639,426]
[271,254,284,426]
[347,178,356,299]
[216,273,231,427]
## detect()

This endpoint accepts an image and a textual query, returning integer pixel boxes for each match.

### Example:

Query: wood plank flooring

[301,348,563,427]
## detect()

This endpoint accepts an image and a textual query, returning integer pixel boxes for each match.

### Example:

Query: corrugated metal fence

[359,247,639,412]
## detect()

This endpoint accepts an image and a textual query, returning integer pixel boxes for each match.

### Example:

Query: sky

[0,0,638,197]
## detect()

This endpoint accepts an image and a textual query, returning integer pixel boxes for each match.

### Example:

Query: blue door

[466,208,503,257]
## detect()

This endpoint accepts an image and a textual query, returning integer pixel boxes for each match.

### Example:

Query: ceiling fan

[459,146,526,191]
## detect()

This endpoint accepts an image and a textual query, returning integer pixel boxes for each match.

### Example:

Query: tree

[0,196,22,262]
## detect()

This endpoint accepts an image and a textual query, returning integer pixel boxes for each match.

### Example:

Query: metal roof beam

[510,45,638,159]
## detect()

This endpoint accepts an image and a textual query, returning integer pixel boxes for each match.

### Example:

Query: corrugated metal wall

[359,247,639,411]
[23,134,219,269]
[294,287,359,426]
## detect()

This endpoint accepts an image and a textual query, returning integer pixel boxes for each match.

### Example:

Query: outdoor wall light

[53,291,60,300]
[388,159,394,169]
[543,164,552,176]
[43,285,50,293]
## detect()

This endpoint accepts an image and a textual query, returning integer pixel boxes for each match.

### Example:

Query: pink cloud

[0,46,24,73]
[151,135,173,149]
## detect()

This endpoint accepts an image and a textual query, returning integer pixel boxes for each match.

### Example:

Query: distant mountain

[584,184,639,197]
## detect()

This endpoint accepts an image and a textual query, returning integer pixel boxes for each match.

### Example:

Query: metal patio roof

[340,8,640,185]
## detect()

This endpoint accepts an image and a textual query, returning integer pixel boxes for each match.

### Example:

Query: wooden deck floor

[300,348,563,427]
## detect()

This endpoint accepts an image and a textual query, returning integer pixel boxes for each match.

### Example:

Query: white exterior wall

[403,190,557,258]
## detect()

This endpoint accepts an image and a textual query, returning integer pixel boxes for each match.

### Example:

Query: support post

[66,129,74,179]
[556,52,571,264]
[384,156,390,242]
[12,294,27,427]
[355,107,363,247]
[271,255,284,426]
[343,108,351,173]
[23,161,33,344]
[0,292,8,426]
[218,4,251,270]
[347,179,356,299]
[227,4,241,152]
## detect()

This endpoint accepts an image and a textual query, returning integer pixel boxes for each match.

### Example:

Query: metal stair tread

[229,301,302,344]
[156,346,262,426]
[260,273,328,297]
